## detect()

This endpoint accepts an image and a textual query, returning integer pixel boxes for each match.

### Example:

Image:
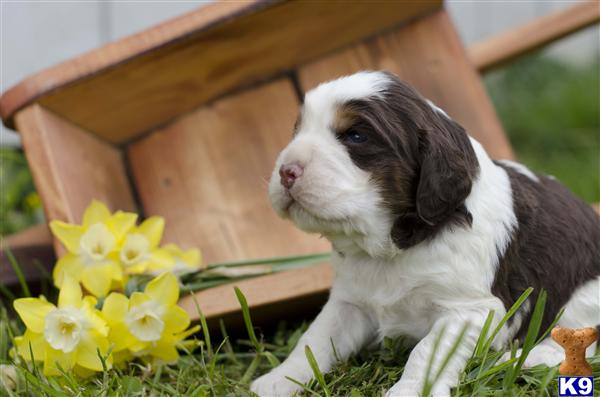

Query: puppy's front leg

[251,299,375,397]
[387,311,489,397]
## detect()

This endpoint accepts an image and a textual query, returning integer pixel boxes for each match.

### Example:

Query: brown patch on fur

[335,73,479,248]
[492,164,600,340]
[332,106,359,134]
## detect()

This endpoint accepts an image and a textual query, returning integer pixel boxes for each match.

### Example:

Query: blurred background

[1,1,598,237]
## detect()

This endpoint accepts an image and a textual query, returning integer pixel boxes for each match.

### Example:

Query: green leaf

[234,287,261,351]
[305,345,331,397]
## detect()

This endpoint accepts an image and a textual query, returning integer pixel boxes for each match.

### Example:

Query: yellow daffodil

[119,217,175,275]
[150,244,204,274]
[13,275,111,376]
[101,273,199,363]
[50,200,138,297]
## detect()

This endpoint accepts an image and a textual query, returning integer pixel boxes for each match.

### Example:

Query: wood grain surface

[1,0,441,144]
[179,263,333,321]
[128,79,330,263]
[15,105,137,254]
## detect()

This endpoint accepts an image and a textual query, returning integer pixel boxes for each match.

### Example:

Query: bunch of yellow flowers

[12,201,202,375]
[50,200,204,297]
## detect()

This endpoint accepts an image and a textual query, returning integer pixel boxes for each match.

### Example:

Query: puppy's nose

[279,163,304,189]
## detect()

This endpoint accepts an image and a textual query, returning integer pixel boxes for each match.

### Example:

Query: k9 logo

[558,376,594,396]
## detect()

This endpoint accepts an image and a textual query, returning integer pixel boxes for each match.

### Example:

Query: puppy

[251,71,600,396]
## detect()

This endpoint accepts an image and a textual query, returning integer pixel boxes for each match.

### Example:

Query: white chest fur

[328,139,517,343]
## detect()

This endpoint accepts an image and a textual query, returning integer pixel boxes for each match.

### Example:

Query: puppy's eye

[341,129,368,144]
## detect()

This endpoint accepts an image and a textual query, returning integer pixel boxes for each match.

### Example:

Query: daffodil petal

[82,299,109,336]
[144,272,179,306]
[44,348,75,376]
[81,265,115,298]
[137,217,165,248]
[182,248,202,268]
[162,244,203,271]
[82,295,98,308]
[111,350,134,367]
[162,243,178,252]
[146,249,176,272]
[108,322,136,352]
[57,274,82,308]
[76,331,110,371]
[106,211,138,240]
[82,200,111,228]
[129,292,151,308]
[163,306,190,334]
[102,293,128,324]
[13,298,55,333]
[147,337,179,362]
[49,222,83,253]
[73,365,97,378]
[52,254,84,288]
[110,275,127,292]
[174,325,201,343]
[129,339,148,353]
[106,261,123,281]
[14,330,47,361]
[124,262,149,275]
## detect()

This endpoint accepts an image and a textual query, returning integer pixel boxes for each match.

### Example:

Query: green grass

[0,149,44,237]
[485,55,600,203]
[1,273,599,396]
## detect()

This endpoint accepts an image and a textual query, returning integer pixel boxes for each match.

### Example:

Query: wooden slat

[0,224,55,287]
[14,105,137,254]
[128,79,330,264]
[1,223,52,249]
[178,263,333,321]
[0,246,55,288]
[1,0,441,144]
[298,9,514,160]
[470,1,600,72]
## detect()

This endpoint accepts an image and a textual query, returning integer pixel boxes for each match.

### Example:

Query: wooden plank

[128,79,330,264]
[0,224,55,287]
[178,263,333,321]
[1,223,52,249]
[0,246,55,288]
[0,0,441,144]
[297,9,514,160]
[470,1,600,72]
[14,105,137,254]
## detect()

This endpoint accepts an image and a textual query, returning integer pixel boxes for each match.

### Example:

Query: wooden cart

[1,0,598,322]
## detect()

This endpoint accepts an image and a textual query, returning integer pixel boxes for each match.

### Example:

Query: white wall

[446,0,599,63]
[1,1,598,147]
[0,1,205,147]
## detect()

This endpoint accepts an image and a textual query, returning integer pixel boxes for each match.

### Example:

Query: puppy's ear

[416,116,478,225]
[391,113,478,249]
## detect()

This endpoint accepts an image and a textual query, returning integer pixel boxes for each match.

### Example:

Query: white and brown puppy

[251,71,600,397]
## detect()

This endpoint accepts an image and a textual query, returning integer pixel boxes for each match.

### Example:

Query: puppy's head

[269,71,479,255]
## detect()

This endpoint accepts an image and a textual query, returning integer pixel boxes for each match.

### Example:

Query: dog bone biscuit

[551,326,598,376]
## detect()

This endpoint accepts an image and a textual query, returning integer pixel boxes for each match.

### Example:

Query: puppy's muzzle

[279,163,304,189]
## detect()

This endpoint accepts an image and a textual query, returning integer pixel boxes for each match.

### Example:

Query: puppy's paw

[500,345,562,368]
[385,379,451,397]
[385,379,421,397]
[250,371,302,397]
[522,345,563,368]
